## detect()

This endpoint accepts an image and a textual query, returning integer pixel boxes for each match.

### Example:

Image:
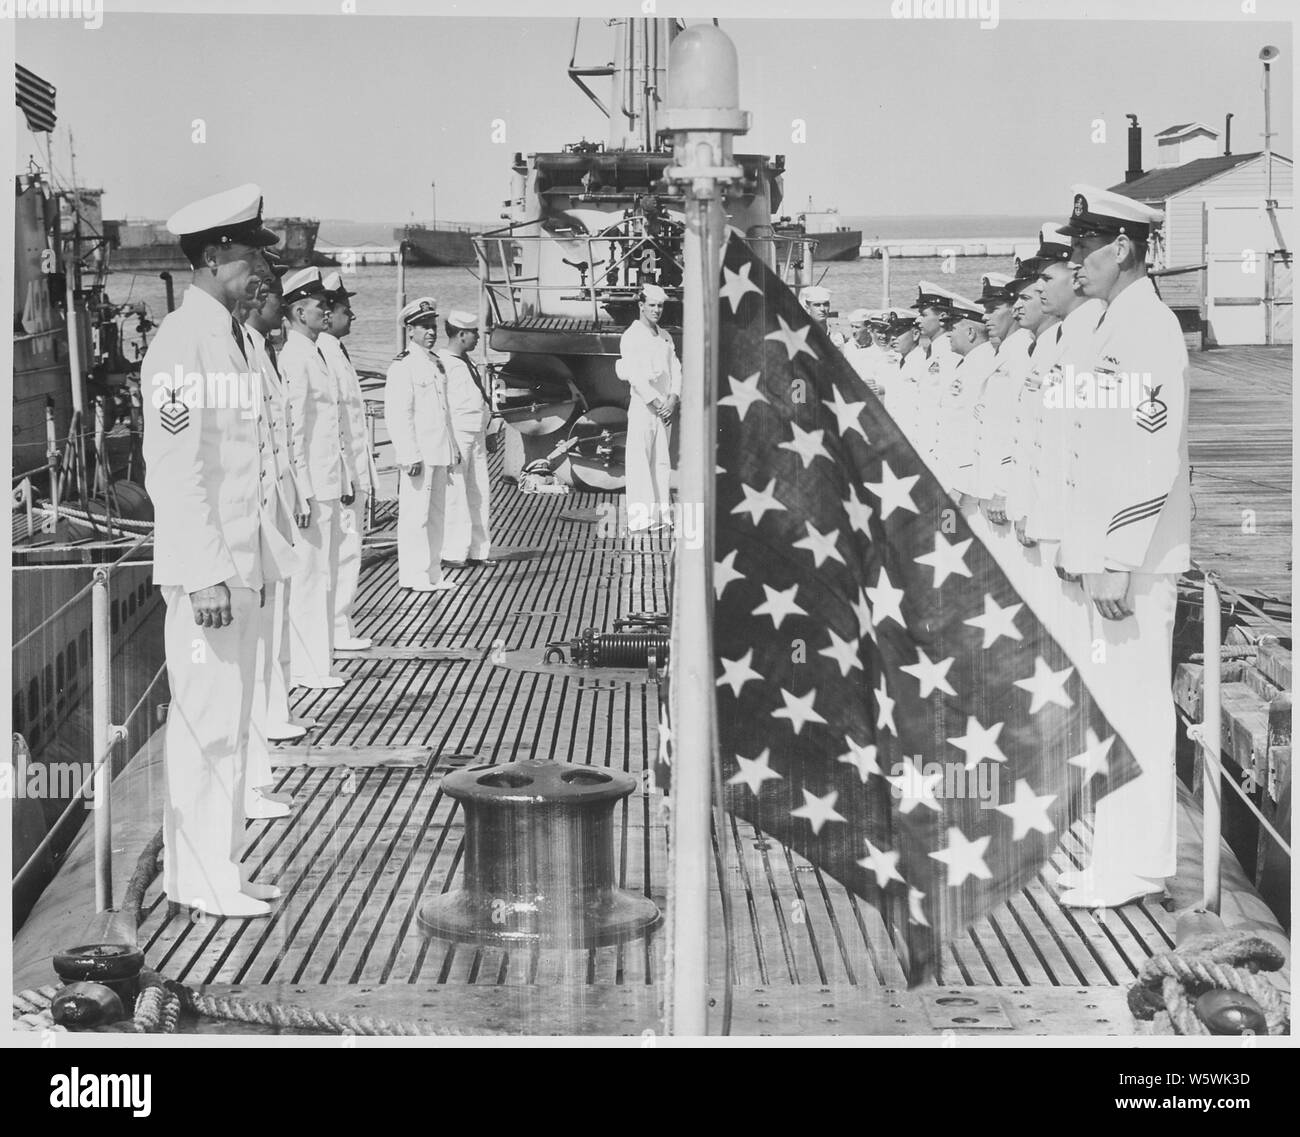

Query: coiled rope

[1127,931,1290,1036]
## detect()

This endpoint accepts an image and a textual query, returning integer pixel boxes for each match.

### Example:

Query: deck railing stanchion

[90,567,114,911]
[1201,573,1223,914]
[662,25,748,1037]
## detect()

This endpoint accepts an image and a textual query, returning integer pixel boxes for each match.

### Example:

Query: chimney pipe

[1125,114,1143,183]
[1225,112,1233,156]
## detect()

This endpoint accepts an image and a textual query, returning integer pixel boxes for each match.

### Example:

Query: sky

[7,2,1294,224]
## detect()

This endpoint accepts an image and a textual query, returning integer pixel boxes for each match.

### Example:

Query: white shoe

[173,892,271,919]
[1054,868,1088,890]
[335,636,373,651]
[1059,875,1166,909]
[241,880,282,901]
[267,721,307,742]
[246,796,292,820]
[292,674,346,690]
[289,716,318,729]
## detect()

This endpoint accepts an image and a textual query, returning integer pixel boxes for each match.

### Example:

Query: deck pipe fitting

[418,759,661,947]
[544,626,671,671]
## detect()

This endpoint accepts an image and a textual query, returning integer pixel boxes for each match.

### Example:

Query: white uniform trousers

[160,584,258,907]
[289,498,343,683]
[443,433,491,560]
[268,580,292,726]
[625,400,671,530]
[247,584,290,813]
[1070,573,1179,882]
[398,466,449,587]
[333,495,367,640]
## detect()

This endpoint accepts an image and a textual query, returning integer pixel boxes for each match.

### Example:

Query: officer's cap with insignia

[1060,183,1162,242]
[400,296,440,327]
[885,307,920,332]
[1035,222,1074,262]
[282,267,328,306]
[322,270,357,304]
[1011,257,1045,293]
[915,281,958,314]
[978,272,1016,308]
[867,309,893,329]
[446,310,479,332]
[948,293,984,323]
[167,183,279,262]
[801,285,831,305]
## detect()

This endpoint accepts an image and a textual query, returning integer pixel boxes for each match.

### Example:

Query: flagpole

[662,25,748,1037]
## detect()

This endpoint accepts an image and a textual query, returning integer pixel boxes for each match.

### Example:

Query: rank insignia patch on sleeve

[1134,384,1168,433]
[159,399,190,435]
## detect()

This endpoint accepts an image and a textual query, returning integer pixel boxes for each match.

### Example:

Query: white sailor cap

[1060,184,1162,241]
[166,183,279,248]
[446,310,479,331]
[322,270,356,302]
[282,267,328,305]
[847,308,871,324]
[801,286,831,305]
[400,296,440,326]
[639,283,669,304]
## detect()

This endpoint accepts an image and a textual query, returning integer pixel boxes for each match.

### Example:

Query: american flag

[674,235,1142,984]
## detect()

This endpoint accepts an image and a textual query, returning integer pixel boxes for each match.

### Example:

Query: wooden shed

[1112,123,1292,347]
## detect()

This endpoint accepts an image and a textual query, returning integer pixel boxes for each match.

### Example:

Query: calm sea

[106,245,1016,370]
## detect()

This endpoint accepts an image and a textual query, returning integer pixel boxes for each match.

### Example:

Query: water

[105,254,1010,369]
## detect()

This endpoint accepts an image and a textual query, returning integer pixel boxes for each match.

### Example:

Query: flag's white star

[753,582,806,630]
[864,460,920,520]
[837,738,881,783]
[947,715,1008,769]
[865,567,906,629]
[852,589,876,641]
[888,757,942,814]
[826,386,868,442]
[764,314,817,362]
[929,826,994,886]
[994,778,1057,840]
[819,628,861,677]
[858,838,904,889]
[731,478,786,526]
[875,677,897,735]
[718,371,768,421]
[772,687,827,735]
[720,261,762,313]
[716,650,763,697]
[1014,656,1075,714]
[843,487,874,534]
[779,422,830,469]
[714,549,745,600]
[791,787,845,834]
[908,886,930,927]
[793,522,844,568]
[728,747,784,794]
[900,647,957,699]
[1068,728,1116,780]
[964,594,1024,648]
[914,532,974,588]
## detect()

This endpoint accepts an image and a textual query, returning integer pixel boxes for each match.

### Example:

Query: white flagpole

[662,25,748,1038]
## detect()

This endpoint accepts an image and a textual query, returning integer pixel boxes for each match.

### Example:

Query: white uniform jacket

[617,320,682,406]
[972,327,1034,502]
[1005,320,1060,524]
[282,327,358,503]
[141,286,297,593]
[384,344,460,467]
[1060,278,1190,574]
[246,322,306,518]
[319,331,379,495]
[935,340,996,495]
[438,348,493,442]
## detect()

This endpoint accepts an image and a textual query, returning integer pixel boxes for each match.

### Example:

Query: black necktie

[265,337,279,375]
[340,342,351,363]
[231,318,248,363]
[317,346,328,365]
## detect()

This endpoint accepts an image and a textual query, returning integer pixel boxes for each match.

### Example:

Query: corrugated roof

[1110,152,1269,201]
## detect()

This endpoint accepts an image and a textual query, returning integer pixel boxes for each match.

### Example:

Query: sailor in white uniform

[1055,186,1189,909]
[884,309,924,443]
[800,285,845,346]
[439,311,496,567]
[617,283,681,533]
[281,267,358,689]
[841,307,885,394]
[318,271,376,650]
[141,184,296,918]
[242,258,308,828]
[384,297,461,590]
[932,292,992,496]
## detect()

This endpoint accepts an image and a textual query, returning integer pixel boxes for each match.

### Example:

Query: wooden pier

[13,436,1290,1036]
